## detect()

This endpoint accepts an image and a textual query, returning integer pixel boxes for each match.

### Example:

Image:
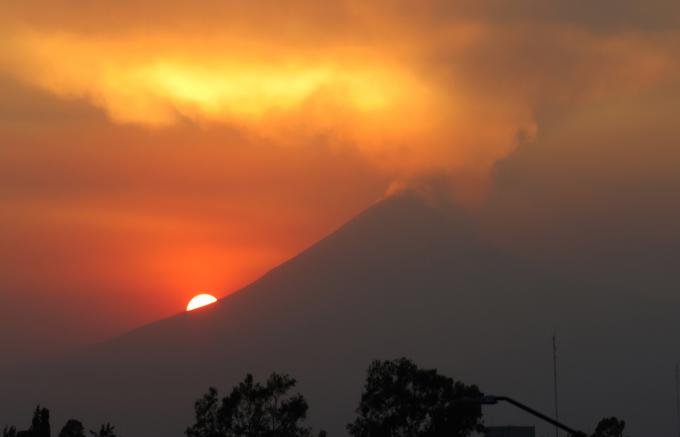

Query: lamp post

[460,395,585,436]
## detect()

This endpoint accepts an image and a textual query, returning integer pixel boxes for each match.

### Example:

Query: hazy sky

[1,1,679,363]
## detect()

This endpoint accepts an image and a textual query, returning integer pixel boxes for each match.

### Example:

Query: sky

[1,0,680,363]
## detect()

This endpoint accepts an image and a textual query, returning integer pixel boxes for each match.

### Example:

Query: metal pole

[553,334,559,437]
[675,363,680,437]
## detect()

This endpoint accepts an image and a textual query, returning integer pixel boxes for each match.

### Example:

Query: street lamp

[460,395,585,436]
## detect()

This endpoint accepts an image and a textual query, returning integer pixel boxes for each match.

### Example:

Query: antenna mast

[553,334,559,437]
[675,363,680,437]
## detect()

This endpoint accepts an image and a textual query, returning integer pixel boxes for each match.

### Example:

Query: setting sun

[186,294,218,311]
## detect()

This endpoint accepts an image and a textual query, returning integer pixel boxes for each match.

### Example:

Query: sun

[186,293,218,311]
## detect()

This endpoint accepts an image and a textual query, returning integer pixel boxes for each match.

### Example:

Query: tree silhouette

[58,420,85,437]
[13,406,51,437]
[186,387,222,437]
[591,417,626,437]
[347,357,484,437]
[187,373,324,437]
[33,407,51,437]
[3,407,117,437]
[89,423,117,437]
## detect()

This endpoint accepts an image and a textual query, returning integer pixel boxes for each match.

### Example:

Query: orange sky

[1,0,680,362]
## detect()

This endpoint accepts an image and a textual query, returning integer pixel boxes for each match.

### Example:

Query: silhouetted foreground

[3,358,628,437]
[347,358,483,437]
[590,417,627,437]
[2,406,117,437]
[186,372,325,437]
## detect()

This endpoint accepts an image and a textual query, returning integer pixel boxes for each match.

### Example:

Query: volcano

[2,193,677,436]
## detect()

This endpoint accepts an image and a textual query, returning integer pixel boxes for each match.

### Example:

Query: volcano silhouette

[2,193,677,436]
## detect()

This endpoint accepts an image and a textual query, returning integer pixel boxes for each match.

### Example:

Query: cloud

[482,77,680,271]
[3,2,677,205]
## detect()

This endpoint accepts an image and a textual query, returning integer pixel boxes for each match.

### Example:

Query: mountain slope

[2,193,677,436]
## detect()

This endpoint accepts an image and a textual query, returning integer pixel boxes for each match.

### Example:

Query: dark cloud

[483,78,680,275]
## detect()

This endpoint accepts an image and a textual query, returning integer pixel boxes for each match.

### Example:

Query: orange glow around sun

[186,294,218,311]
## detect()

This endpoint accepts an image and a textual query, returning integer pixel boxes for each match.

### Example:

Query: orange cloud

[3,14,675,204]
[2,30,422,126]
